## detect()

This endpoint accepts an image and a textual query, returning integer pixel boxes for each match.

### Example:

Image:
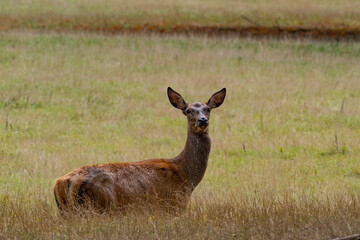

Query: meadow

[0,31,359,239]
[1,1,360,238]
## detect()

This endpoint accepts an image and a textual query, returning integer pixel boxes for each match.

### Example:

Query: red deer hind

[54,87,226,213]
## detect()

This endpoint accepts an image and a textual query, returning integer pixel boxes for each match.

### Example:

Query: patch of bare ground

[3,25,360,41]
[0,15,359,40]
[76,25,360,41]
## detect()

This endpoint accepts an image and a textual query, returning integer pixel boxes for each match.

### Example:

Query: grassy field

[0,30,360,239]
[1,0,360,31]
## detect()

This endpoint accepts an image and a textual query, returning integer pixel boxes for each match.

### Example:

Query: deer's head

[167,87,226,134]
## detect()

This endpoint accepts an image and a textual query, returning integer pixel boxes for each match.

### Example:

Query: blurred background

[0,0,360,239]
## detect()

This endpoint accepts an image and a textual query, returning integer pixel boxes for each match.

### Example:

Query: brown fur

[54,87,226,213]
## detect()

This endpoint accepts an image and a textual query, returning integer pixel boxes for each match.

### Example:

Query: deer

[53,87,226,213]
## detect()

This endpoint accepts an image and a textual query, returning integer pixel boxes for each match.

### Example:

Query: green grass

[0,32,360,238]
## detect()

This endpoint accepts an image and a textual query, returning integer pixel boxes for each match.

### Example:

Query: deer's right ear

[206,88,226,109]
[167,87,187,110]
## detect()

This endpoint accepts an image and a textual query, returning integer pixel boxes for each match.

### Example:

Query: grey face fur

[183,102,211,134]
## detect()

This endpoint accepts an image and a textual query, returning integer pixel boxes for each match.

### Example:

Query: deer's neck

[173,129,211,191]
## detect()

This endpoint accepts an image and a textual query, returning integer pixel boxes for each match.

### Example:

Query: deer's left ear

[206,88,226,109]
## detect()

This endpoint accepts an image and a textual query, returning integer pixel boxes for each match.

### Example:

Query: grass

[0,31,360,238]
[0,0,360,31]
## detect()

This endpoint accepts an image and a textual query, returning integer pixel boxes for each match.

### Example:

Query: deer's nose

[198,117,208,126]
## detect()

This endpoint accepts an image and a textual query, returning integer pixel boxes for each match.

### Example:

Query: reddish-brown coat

[54,158,190,211]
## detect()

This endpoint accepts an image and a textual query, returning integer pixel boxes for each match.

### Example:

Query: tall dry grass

[2,191,360,239]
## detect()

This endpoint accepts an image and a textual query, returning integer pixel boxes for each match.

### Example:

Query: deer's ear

[206,88,226,109]
[167,87,187,110]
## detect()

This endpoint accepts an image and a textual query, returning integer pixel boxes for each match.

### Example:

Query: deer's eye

[205,107,210,112]
[186,109,191,114]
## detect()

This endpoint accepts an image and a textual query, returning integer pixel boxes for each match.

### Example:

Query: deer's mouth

[189,119,209,133]
[194,122,209,133]
[198,122,209,128]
